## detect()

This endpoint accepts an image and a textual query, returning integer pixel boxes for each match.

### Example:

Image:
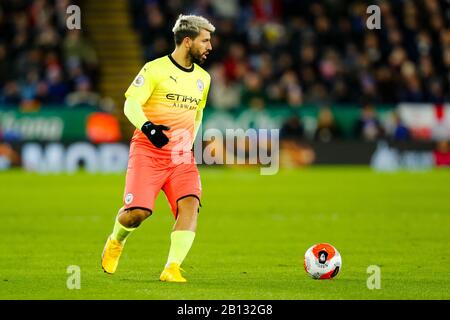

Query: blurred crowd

[0,0,449,145]
[2,0,449,111]
[0,0,448,170]
[0,0,103,110]
[280,103,409,143]
[130,0,450,109]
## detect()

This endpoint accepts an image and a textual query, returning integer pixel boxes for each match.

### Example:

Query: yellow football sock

[111,218,135,243]
[166,231,196,267]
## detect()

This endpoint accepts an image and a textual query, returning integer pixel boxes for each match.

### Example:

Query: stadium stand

[0,0,102,110]
[130,0,450,107]
[1,0,449,143]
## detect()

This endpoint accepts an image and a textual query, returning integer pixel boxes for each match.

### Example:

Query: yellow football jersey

[125,55,211,157]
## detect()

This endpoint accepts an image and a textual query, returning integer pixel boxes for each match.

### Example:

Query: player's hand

[141,121,170,148]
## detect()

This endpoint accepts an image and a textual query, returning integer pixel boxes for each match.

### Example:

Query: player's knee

[177,197,199,217]
[119,208,151,227]
[129,208,152,224]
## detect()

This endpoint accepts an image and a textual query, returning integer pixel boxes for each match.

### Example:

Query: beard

[189,47,208,65]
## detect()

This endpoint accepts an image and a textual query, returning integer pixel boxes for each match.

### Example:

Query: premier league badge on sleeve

[196,79,204,92]
[133,75,145,87]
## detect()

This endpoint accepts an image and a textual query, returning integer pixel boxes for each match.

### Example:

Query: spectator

[280,70,303,107]
[20,70,40,103]
[427,79,445,103]
[390,112,411,141]
[398,73,425,102]
[434,140,450,166]
[208,63,241,110]
[240,71,266,110]
[314,107,341,142]
[353,104,384,141]
[304,83,330,105]
[280,114,304,141]
[65,76,101,108]
[223,43,248,82]
[62,30,98,82]
[0,43,10,86]
[46,68,69,104]
[1,81,21,105]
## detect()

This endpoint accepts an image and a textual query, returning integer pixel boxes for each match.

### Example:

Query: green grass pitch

[1,166,449,299]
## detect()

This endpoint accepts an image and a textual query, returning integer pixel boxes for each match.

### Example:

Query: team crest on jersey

[133,75,145,87]
[196,79,204,92]
[125,193,134,204]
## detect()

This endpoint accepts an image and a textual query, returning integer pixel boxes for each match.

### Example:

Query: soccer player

[101,14,214,282]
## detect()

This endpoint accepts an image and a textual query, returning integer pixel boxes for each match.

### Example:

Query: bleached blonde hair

[172,14,215,45]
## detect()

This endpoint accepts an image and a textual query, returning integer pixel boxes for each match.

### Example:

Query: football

[304,243,342,279]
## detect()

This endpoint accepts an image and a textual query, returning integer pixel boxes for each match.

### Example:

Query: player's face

[189,29,212,65]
